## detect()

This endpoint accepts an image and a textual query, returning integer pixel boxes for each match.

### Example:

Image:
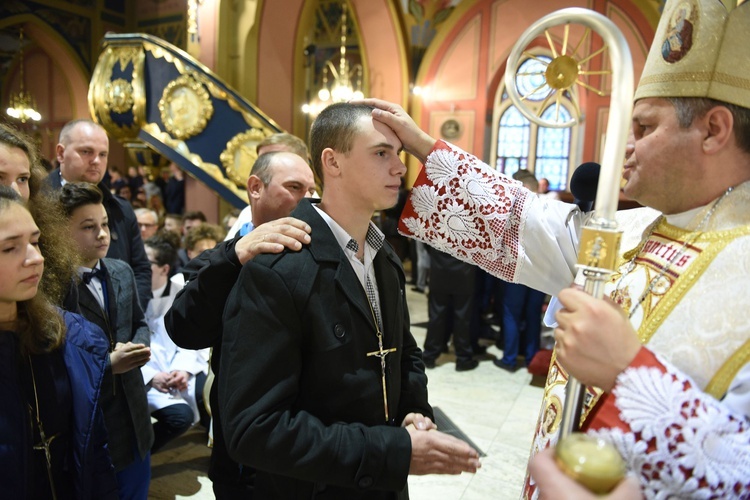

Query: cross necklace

[360,260,397,423]
[27,356,60,500]
[366,318,397,422]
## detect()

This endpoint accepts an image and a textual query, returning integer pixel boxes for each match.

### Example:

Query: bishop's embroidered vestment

[399,141,750,499]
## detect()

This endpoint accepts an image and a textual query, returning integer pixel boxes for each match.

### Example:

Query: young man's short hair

[309,103,374,186]
[144,234,178,267]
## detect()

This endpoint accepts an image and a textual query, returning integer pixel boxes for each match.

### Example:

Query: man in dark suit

[218,103,480,499]
[45,119,152,310]
[166,151,316,499]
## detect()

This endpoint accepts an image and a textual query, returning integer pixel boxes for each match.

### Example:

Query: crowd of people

[0,117,229,499]
[2,1,749,498]
[108,162,184,218]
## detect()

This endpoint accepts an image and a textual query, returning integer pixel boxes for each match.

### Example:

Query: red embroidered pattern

[399,141,530,281]
[591,355,750,499]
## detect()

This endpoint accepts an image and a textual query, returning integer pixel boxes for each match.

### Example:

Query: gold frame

[440,119,462,139]
[159,73,214,140]
[141,122,249,204]
[220,129,271,187]
[88,44,146,142]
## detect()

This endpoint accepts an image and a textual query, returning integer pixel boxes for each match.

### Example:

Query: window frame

[490,51,582,191]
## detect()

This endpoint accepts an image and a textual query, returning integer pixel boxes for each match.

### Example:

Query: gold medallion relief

[220,129,269,187]
[105,78,135,114]
[159,74,213,140]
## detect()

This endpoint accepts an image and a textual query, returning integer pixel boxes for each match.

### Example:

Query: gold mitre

[634,0,750,109]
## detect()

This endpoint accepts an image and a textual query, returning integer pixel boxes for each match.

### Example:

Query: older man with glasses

[135,208,160,240]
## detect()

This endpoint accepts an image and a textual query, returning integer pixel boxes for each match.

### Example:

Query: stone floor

[148,286,548,500]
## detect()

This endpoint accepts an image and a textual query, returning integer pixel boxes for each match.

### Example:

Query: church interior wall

[1,0,661,221]
[250,0,409,137]
[255,0,305,132]
[0,12,127,168]
[411,0,655,184]
[349,0,410,107]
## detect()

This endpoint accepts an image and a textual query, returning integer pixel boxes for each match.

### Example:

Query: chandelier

[303,2,364,114]
[6,28,41,123]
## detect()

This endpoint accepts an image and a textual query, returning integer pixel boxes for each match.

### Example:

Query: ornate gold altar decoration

[142,40,272,133]
[505,8,633,493]
[89,33,285,207]
[187,0,203,39]
[220,129,270,187]
[89,43,146,142]
[6,28,42,123]
[159,73,214,140]
[125,141,171,171]
[141,121,248,204]
[105,78,135,114]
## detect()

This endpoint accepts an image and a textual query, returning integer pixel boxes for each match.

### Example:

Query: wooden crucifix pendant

[367,332,397,422]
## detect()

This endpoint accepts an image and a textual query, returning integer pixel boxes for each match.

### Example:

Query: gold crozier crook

[504,7,633,493]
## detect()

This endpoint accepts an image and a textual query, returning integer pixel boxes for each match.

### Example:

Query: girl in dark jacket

[0,186,118,499]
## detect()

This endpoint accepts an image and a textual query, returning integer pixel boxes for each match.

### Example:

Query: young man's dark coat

[219,199,432,499]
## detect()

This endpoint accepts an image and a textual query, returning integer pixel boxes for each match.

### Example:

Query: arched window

[492,54,579,191]
[497,106,530,175]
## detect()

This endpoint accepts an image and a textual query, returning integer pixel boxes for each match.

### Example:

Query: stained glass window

[516,57,550,102]
[497,106,530,176]
[494,54,574,191]
[536,106,571,190]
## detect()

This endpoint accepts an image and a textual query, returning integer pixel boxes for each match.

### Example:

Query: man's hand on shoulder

[234,217,312,265]
[407,425,481,476]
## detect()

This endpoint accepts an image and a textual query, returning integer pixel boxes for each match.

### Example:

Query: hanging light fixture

[6,28,41,124]
[316,2,364,104]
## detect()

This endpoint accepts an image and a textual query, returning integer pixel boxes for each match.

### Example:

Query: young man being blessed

[218,102,481,499]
